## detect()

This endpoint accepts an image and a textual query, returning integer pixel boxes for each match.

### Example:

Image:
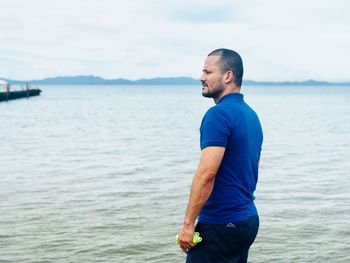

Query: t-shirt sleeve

[200,107,230,150]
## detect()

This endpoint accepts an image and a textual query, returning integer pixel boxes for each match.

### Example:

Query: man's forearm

[184,168,216,226]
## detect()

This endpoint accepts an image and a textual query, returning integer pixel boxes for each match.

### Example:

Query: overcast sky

[0,0,349,82]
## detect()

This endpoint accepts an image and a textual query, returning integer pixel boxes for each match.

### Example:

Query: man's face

[200,55,224,99]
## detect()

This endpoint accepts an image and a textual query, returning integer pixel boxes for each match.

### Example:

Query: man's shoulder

[202,106,229,123]
[205,104,227,116]
[204,102,244,121]
[200,106,234,133]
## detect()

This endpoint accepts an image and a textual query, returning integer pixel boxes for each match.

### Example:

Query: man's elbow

[196,167,216,185]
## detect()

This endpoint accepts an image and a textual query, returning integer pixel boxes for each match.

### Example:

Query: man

[177,48,263,263]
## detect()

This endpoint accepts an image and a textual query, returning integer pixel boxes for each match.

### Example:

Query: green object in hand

[176,232,202,244]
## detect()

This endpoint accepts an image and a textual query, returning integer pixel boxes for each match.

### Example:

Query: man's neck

[214,86,241,104]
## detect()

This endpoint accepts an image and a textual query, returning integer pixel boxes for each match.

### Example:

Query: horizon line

[1,75,350,85]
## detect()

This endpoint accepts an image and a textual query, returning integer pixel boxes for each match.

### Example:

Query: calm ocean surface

[1,85,350,262]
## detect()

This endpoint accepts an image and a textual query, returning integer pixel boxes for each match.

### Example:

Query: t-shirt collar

[217,92,244,104]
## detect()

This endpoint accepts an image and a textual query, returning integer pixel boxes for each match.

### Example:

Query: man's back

[199,93,263,224]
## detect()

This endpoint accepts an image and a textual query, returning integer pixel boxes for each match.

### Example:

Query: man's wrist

[184,217,194,227]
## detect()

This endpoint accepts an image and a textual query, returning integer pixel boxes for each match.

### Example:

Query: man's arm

[177,146,225,253]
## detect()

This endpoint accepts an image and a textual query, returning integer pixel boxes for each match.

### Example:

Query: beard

[202,84,224,99]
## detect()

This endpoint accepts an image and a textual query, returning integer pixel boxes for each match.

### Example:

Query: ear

[224,71,234,84]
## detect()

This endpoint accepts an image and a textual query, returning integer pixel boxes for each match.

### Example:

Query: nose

[200,72,206,82]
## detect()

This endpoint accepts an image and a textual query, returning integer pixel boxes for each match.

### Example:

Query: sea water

[0,85,349,262]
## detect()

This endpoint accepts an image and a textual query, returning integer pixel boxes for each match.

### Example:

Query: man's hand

[177,224,196,253]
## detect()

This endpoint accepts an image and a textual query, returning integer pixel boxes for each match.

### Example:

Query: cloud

[164,3,237,23]
[0,0,349,81]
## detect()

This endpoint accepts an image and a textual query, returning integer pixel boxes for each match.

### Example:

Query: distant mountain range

[1,75,349,86]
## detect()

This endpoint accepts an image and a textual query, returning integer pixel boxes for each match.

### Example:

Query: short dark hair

[208,48,244,87]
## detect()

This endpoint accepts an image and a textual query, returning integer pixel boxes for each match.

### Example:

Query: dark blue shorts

[186,215,259,263]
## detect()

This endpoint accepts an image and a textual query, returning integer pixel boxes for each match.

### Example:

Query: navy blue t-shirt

[198,93,263,224]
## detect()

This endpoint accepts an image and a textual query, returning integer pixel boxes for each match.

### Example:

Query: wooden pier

[0,82,42,102]
[0,89,42,102]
